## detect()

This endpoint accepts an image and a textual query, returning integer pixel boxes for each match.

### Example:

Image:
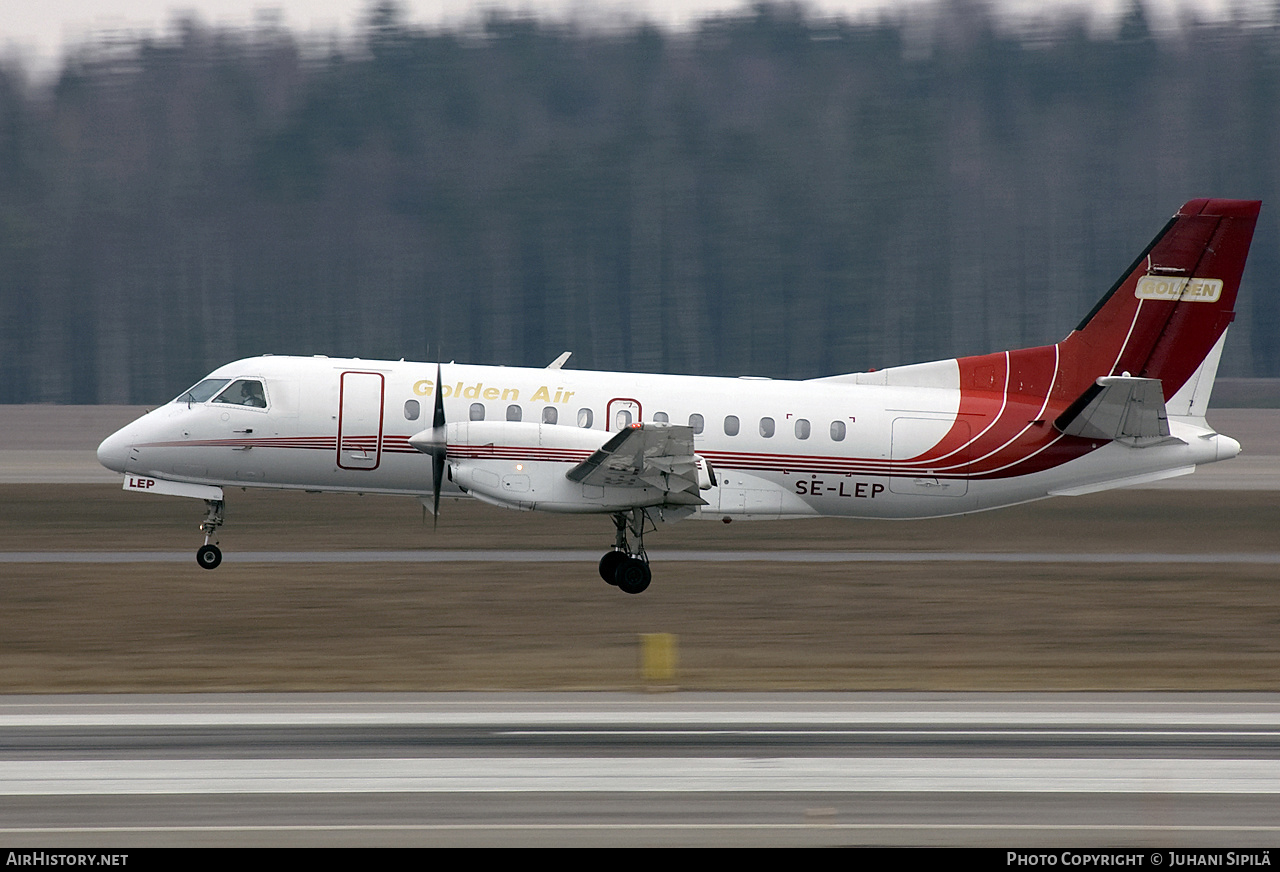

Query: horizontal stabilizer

[566,423,707,504]
[1054,376,1171,442]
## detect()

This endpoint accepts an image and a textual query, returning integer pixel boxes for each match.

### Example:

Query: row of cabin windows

[720,415,845,441]
[403,399,848,441]
[404,399,571,425]
[666,413,847,439]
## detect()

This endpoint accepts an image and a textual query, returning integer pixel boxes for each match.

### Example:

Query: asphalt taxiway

[2,693,1279,846]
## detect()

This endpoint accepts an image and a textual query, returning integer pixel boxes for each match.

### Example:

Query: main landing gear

[196,498,225,570]
[600,508,652,595]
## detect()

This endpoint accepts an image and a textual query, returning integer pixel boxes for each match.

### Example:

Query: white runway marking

[4,694,1278,842]
[4,757,1280,795]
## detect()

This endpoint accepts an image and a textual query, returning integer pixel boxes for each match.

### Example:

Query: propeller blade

[432,362,446,430]
[432,454,443,527]
[430,362,446,528]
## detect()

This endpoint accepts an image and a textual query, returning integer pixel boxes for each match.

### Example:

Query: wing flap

[566,423,707,503]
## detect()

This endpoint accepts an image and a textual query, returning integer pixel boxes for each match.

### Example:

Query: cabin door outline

[337,371,386,470]
[607,398,642,431]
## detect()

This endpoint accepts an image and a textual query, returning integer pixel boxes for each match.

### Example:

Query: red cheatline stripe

[141,426,1094,481]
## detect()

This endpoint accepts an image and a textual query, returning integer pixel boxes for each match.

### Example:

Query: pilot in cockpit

[240,381,267,408]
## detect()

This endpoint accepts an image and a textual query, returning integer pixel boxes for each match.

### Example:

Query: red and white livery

[98,199,1261,593]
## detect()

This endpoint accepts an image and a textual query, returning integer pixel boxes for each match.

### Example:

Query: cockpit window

[174,378,230,405]
[212,379,268,409]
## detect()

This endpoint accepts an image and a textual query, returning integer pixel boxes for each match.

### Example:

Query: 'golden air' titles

[412,380,576,404]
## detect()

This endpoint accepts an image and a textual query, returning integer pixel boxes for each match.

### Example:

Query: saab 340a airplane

[98,199,1260,594]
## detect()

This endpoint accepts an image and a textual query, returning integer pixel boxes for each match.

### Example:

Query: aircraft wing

[1054,376,1174,442]
[566,423,706,505]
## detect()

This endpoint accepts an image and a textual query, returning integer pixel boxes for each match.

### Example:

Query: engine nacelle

[694,455,716,490]
[410,421,670,513]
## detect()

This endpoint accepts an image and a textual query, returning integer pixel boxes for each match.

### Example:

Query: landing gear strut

[196,498,225,570]
[600,508,652,594]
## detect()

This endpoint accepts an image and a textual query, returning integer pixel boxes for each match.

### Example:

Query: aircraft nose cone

[97,428,131,473]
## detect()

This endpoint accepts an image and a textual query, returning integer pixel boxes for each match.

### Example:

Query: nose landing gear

[600,509,653,594]
[196,498,225,570]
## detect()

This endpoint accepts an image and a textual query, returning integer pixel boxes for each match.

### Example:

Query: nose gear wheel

[196,498,225,570]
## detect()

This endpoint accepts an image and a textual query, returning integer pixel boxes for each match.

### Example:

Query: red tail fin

[913,200,1259,480]
[1055,198,1260,405]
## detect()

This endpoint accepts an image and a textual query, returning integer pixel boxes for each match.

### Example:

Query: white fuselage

[97,354,1239,521]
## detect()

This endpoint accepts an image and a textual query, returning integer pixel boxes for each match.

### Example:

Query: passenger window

[470,403,485,421]
[689,414,704,434]
[542,406,558,425]
[795,418,811,440]
[724,415,740,436]
[404,400,420,421]
[760,417,775,438]
[653,412,669,424]
[507,404,522,422]
[830,420,846,441]
[615,409,633,430]
[213,379,267,408]
[578,408,594,428]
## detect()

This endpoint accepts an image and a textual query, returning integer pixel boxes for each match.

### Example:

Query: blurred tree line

[2,0,1279,403]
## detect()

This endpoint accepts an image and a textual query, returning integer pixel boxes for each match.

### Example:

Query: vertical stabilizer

[1164,328,1229,419]
[1054,199,1259,411]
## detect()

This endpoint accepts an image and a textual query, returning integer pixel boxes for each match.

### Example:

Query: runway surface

[6,549,1280,564]
[3,693,1280,846]
[5,407,1280,844]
